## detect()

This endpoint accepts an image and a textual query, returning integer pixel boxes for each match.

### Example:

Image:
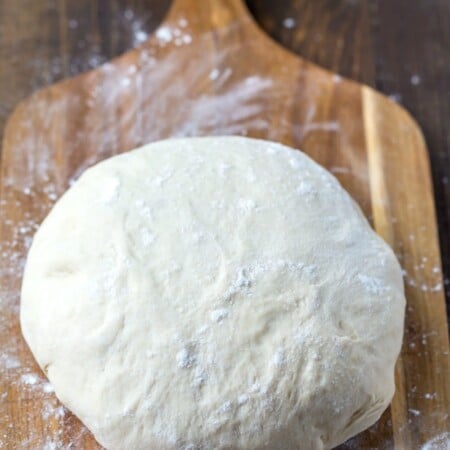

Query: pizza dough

[21,136,405,450]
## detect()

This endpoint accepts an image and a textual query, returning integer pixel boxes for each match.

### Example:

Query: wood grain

[0,0,449,449]
[0,0,448,317]
[248,0,450,323]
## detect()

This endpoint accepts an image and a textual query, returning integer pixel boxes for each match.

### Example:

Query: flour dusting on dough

[0,5,446,448]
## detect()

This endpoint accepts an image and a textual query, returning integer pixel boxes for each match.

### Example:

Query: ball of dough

[21,136,405,450]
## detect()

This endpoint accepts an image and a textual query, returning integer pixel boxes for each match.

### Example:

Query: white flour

[421,433,450,450]
[0,5,447,450]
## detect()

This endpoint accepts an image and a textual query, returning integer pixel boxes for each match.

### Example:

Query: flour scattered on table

[282,17,296,29]
[42,439,58,450]
[68,19,78,30]
[21,373,39,385]
[122,7,151,47]
[156,26,173,43]
[410,74,422,86]
[0,353,20,369]
[135,30,148,45]
[42,401,66,421]
[0,8,446,448]
[155,24,192,47]
[43,382,55,393]
[208,69,220,81]
[388,93,402,103]
[421,432,450,450]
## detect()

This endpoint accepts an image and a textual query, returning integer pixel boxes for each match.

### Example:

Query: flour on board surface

[0,6,446,449]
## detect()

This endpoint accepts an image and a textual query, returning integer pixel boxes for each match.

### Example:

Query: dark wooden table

[0,0,449,320]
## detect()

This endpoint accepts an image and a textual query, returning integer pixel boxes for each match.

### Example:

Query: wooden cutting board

[1,0,449,448]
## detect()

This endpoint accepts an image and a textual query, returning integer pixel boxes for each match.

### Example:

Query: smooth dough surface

[21,136,405,450]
